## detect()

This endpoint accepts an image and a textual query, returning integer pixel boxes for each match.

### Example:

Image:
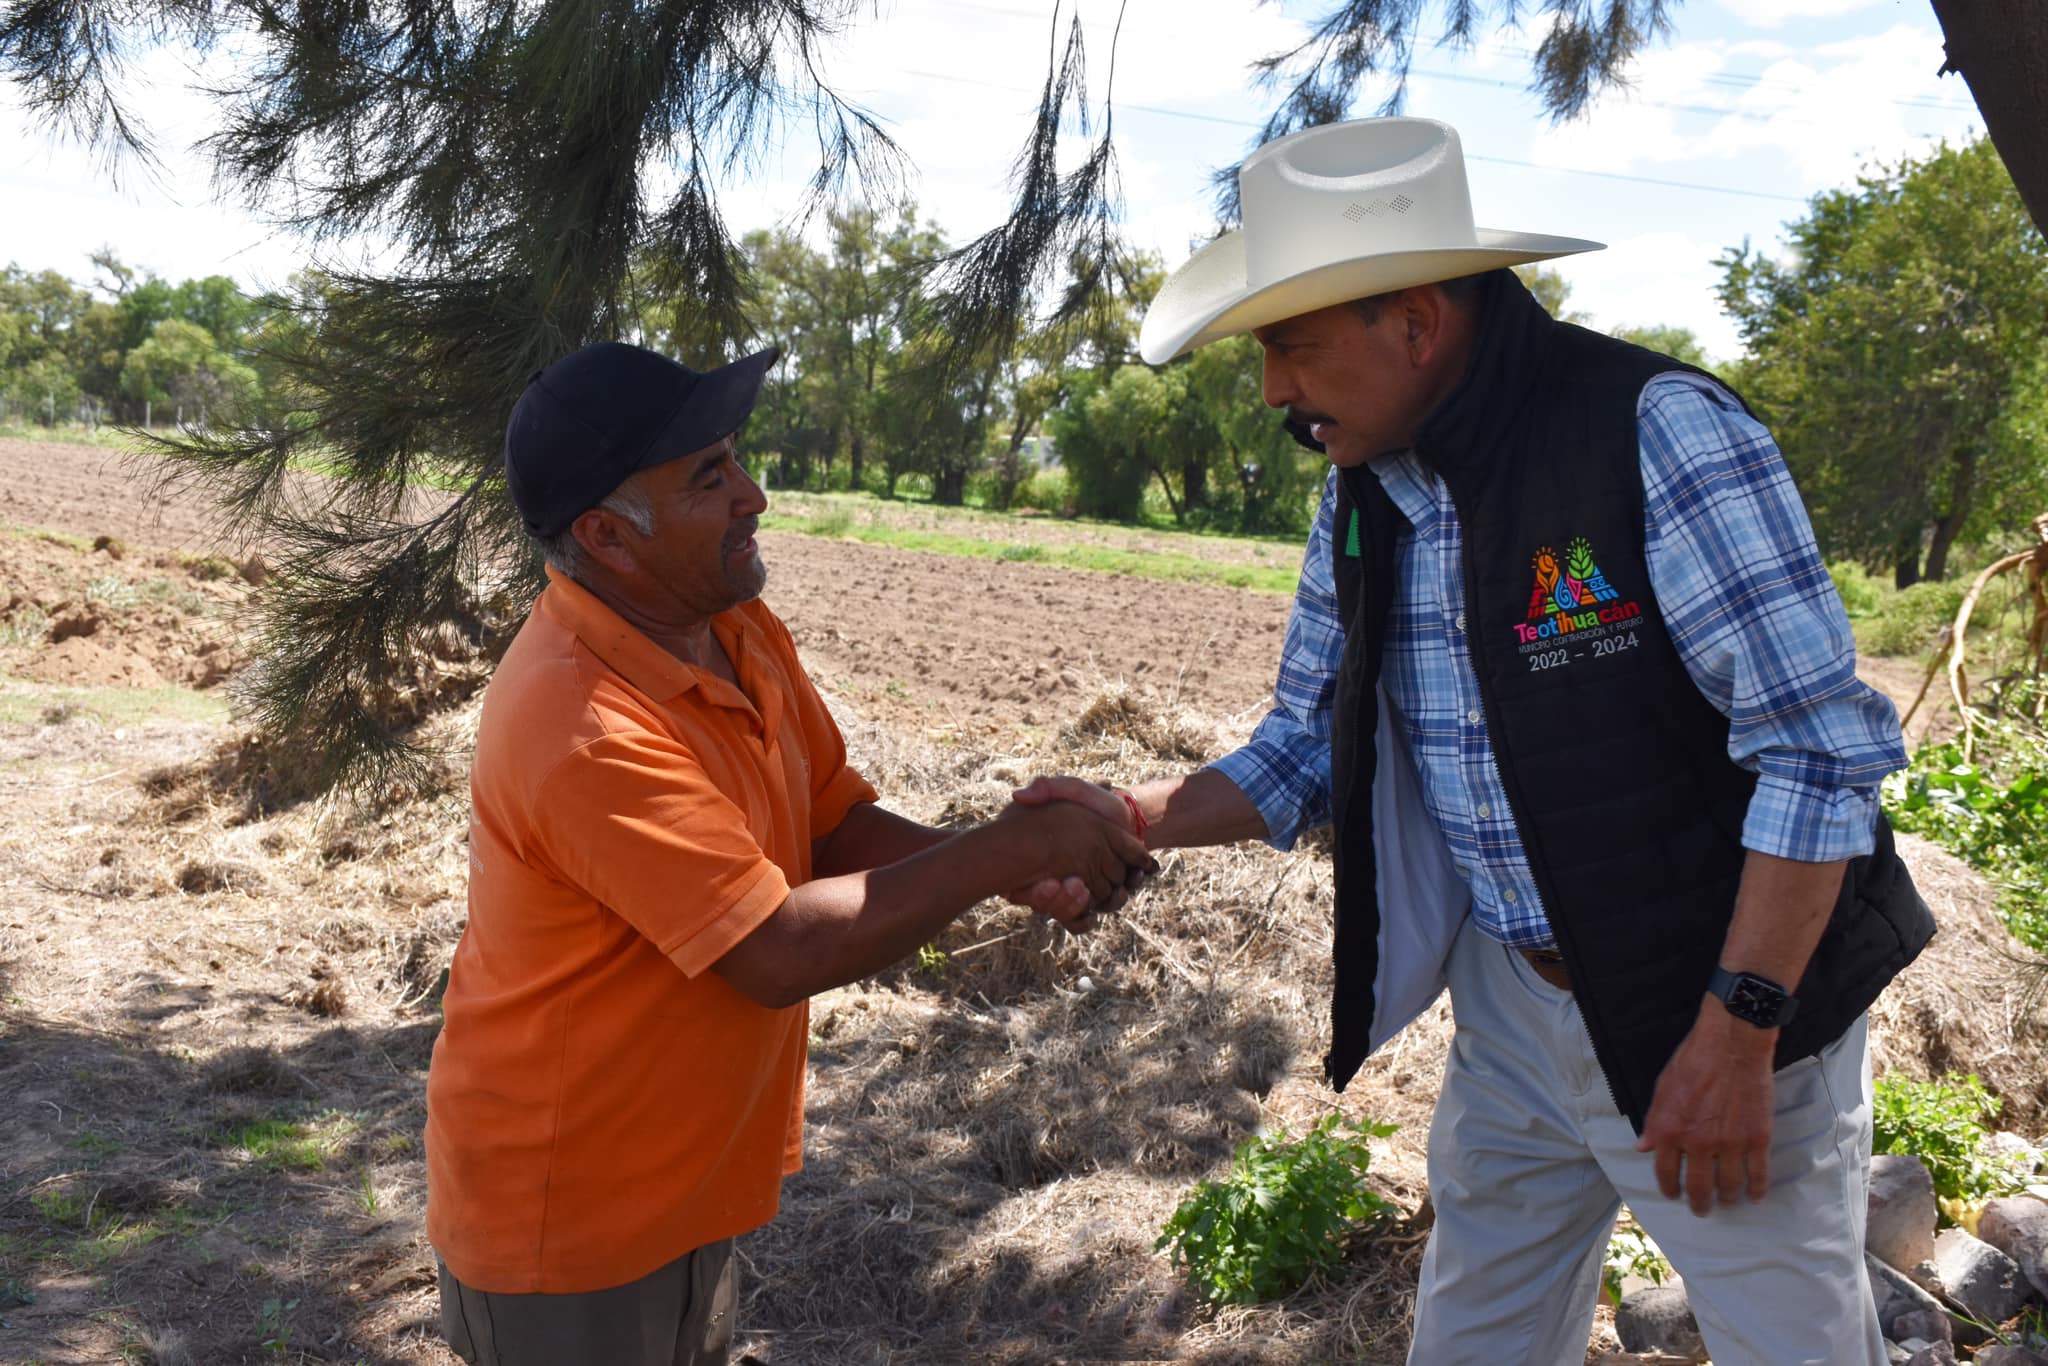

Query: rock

[1869,1254,1949,1340]
[1868,1154,1939,1273]
[1885,1344,1913,1366]
[1891,1307,1952,1345]
[1613,1284,1707,1363]
[1974,1348,2048,1366]
[92,534,124,559]
[1903,1343,1958,1366]
[1979,1195,2048,1301]
[1932,1227,2031,1326]
[1987,1131,2038,1165]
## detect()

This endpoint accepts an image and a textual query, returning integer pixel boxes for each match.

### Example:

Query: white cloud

[1526,23,1980,195]
[1716,0,1887,29]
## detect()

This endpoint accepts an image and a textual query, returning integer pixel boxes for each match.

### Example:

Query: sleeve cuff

[1740,772,1879,863]
[1207,748,1309,852]
[661,858,793,979]
[810,765,880,842]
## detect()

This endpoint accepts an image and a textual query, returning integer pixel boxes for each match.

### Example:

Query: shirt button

[1467,708,1482,725]
[1476,803,1491,820]
[1503,889,1519,904]
[1455,612,1467,632]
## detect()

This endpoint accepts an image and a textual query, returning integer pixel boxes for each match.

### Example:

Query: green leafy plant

[1871,1072,2029,1207]
[1885,690,2048,953]
[914,943,949,977]
[1156,1113,1397,1306]
[84,574,137,609]
[0,606,48,648]
[1602,1213,1671,1305]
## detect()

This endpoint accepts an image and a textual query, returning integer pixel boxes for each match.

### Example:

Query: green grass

[761,512,1298,593]
[71,1131,123,1161]
[3,524,95,553]
[218,1112,359,1171]
[0,422,149,451]
[0,682,231,727]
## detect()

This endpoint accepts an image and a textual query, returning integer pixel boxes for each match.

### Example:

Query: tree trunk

[1924,443,1980,582]
[1894,524,1923,590]
[850,428,864,491]
[934,465,967,505]
[1148,459,1185,522]
[1929,0,2048,241]
[996,407,1034,509]
[1181,457,1208,512]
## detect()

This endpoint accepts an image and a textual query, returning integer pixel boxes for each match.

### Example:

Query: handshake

[996,775,1159,932]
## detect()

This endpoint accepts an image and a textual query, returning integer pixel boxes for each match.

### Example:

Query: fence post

[145,399,152,429]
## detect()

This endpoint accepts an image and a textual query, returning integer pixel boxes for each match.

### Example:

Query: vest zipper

[1441,468,1634,1124]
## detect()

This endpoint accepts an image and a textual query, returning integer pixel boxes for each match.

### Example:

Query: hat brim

[636,345,782,474]
[1137,228,1603,365]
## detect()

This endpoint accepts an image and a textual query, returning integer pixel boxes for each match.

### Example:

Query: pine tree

[6,0,2039,790]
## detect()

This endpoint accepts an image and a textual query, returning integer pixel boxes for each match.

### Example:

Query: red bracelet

[1113,787,1150,840]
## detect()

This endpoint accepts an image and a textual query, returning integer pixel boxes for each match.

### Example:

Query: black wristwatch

[1707,966,1798,1029]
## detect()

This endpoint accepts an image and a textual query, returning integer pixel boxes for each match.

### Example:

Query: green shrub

[1885,684,2048,952]
[1871,1072,2029,1206]
[1009,468,1069,514]
[1156,1113,1397,1305]
[1858,579,1965,657]
[1828,561,1886,619]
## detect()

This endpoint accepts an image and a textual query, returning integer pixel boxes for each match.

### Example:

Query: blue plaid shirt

[1209,373,1908,950]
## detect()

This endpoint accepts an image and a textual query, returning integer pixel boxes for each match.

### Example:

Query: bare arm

[715,802,1151,1008]
[1637,850,1846,1214]
[1012,767,1269,851]
[812,801,948,876]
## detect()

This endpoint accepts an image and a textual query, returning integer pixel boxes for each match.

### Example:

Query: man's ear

[1402,284,1453,365]
[569,506,639,576]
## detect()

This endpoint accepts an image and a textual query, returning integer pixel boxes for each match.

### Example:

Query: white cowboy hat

[1138,117,1603,364]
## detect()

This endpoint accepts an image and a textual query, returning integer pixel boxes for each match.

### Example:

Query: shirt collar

[538,565,761,709]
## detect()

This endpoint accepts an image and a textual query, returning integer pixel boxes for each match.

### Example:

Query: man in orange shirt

[426,341,1147,1365]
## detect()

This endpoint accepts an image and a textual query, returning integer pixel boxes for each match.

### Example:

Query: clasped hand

[999,775,1153,931]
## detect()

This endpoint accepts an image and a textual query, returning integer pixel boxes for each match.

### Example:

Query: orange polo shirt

[426,568,876,1294]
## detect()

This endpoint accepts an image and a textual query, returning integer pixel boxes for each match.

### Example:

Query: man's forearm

[812,801,948,877]
[716,804,1145,1007]
[1125,768,1271,850]
[763,824,1040,1002]
[1715,849,1846,1005]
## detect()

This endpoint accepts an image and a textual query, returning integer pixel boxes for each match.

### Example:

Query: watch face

[1725,974,1785,1025]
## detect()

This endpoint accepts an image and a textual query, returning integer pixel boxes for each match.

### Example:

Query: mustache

[1285,407,1334,428]
[725,518,759,545]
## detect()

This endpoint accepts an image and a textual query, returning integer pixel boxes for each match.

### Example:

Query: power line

[891,67,1810,203]
[922,0,1980,117]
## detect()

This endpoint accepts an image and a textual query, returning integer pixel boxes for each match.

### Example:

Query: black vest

[1323,270,1934,1129]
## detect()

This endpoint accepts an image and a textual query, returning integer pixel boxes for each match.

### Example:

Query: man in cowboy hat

[426,340,1150,1365]
[1016,117,1931,1363]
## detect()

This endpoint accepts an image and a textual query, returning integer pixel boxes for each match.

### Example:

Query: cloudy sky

[2,0,1984,362]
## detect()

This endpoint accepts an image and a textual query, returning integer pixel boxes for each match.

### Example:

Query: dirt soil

[1,436,2040,1366]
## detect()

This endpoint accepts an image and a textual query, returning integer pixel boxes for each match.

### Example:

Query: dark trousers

[437,1239,737,1366]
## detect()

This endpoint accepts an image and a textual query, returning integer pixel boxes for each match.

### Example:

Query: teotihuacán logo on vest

[1514,538,1643,669]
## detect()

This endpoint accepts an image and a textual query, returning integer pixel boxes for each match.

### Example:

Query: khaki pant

[1409,916,1886,1366]
[437,1239,737,1366]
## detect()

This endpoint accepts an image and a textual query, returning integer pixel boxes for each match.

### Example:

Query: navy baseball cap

[504,341,781,538]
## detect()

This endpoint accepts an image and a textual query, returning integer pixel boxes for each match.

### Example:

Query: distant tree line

[0,252,278,428]
[6,134,2041,565]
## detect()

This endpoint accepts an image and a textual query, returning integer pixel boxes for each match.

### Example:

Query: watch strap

[1706,965,1799,1029]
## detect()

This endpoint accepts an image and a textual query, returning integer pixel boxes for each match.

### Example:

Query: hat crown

[1238,117,1477,291]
